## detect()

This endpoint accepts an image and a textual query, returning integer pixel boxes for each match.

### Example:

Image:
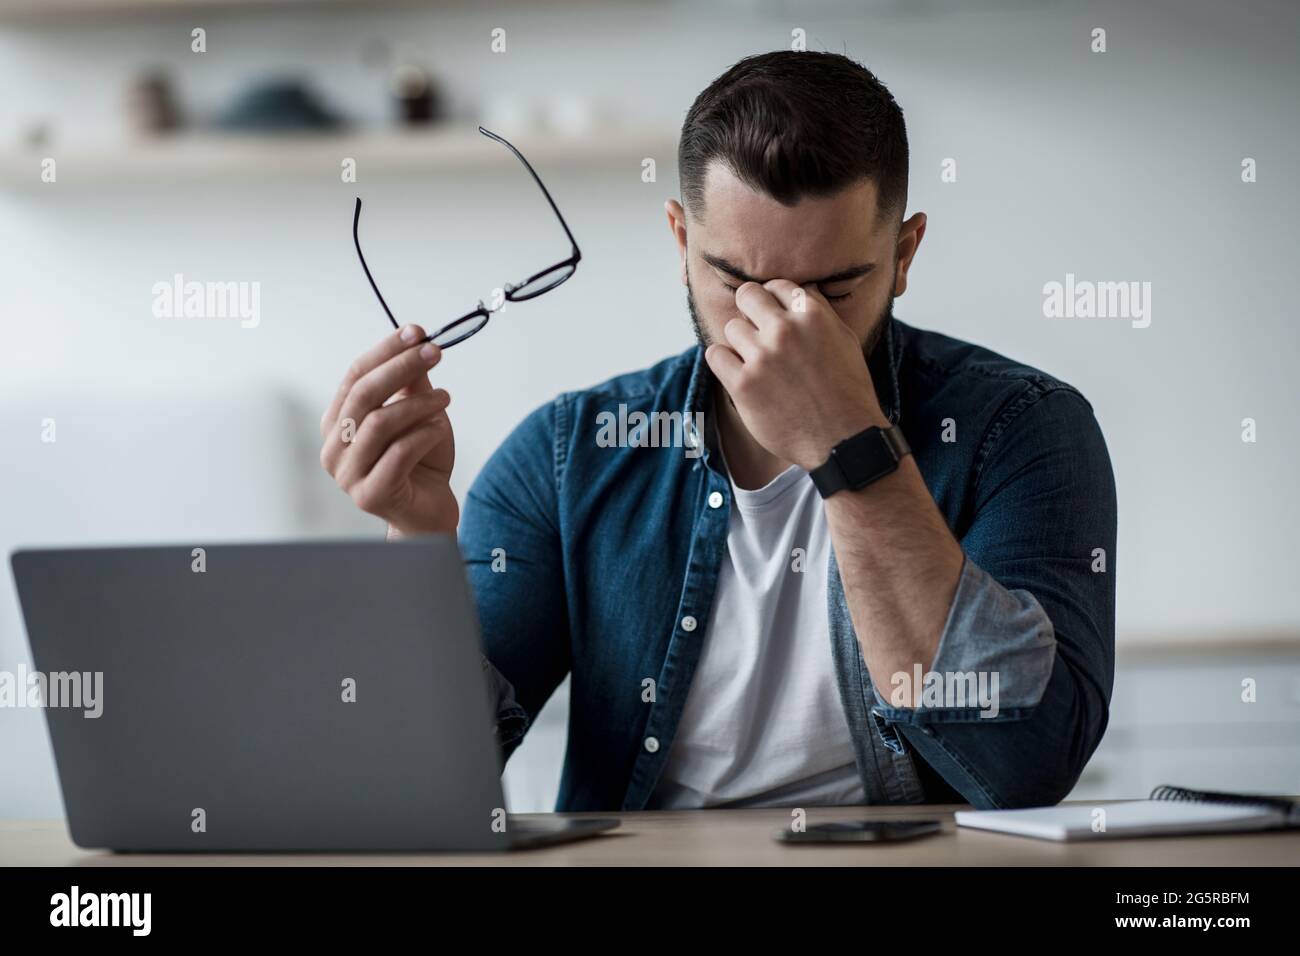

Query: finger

[733,280,785,330]
[336,341,442,444]
[323,343,441,471]
[335,391,451,487]
[792,281,836,317]
[761,278,804,313]
[705,342,744,389]
[359,417,452,509]
[721,316,761,361]
[320,324,429,438]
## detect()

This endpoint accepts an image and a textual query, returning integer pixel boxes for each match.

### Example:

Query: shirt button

[707,491,724,509]
[644,736,660,753]
[681,615,697,632]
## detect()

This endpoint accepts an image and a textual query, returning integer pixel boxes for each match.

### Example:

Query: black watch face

[834,427,900,489]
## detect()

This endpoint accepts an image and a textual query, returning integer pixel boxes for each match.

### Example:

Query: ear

[892,211,927,298]
[665,199,689,286]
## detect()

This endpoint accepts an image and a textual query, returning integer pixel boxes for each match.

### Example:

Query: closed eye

[722,282,854,303]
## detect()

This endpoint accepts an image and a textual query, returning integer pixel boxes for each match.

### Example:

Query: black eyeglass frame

[352,126,583,349]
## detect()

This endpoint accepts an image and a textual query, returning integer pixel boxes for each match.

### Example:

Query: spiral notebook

[954,786,1300,842]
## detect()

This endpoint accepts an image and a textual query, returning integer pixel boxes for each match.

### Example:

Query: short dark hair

[678,51,909,219]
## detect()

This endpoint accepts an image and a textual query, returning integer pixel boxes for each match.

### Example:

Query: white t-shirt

[649,455,866,809]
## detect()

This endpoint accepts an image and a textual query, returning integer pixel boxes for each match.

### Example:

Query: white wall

[2,0,1297,817]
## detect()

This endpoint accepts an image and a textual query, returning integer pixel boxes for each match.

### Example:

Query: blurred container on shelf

[481,93,542,135]
[545,94,612,136]
[125,70,181,136]
[361,39,444,128]
[216,78,342,133]
[391,62,442,126]
[482,94,617,137]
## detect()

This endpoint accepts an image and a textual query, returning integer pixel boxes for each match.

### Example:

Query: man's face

[669,161,922,359]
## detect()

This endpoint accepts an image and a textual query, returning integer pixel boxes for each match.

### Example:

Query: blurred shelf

[0,124,678,189]
[0,0,646,23]
[0,0,417,21]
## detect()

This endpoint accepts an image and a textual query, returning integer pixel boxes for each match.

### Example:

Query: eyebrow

[701,252,875,287]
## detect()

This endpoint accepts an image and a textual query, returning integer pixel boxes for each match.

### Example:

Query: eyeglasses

[352,126,582,349]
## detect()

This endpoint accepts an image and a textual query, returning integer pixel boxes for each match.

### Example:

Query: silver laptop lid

[11,537,509,851]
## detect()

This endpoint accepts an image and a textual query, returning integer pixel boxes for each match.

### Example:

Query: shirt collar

[871,314,904,426]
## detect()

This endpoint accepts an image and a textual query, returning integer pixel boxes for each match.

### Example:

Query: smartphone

[774,819,943,844]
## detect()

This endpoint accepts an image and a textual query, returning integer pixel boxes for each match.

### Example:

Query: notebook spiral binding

[1151,785,1299,821]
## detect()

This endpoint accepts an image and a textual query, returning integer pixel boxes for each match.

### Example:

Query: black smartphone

[774,819,943,844]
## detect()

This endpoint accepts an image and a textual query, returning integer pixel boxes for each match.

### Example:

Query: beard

[686,268,893,365]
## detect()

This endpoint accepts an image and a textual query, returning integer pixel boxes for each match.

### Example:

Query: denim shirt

[460,317,1117,811]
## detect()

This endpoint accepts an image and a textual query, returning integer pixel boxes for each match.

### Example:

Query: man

[319,52,1116,811]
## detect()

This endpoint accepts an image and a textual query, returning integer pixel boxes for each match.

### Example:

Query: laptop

[10,538,618,852]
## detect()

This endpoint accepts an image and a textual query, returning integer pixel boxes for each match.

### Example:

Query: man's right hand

[319,324,458,537]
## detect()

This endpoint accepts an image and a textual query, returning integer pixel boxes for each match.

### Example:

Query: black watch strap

[809,424,911,498]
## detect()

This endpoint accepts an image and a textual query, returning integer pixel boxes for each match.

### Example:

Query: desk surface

[3,803,1298,866]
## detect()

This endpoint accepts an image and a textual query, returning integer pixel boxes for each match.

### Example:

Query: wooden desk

[3,803,1297,866]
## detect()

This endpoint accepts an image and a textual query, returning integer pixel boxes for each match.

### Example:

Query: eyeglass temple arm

[352,198,400,330]
[478,126,582,261]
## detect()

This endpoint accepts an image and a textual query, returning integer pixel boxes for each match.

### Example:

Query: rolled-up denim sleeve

[869,555,1056,721]
[870,386,1117,809]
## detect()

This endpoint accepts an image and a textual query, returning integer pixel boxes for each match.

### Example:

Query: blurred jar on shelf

[126,70,181,137]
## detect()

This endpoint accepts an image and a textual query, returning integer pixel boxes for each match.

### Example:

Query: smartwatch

[808,424,911,498]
